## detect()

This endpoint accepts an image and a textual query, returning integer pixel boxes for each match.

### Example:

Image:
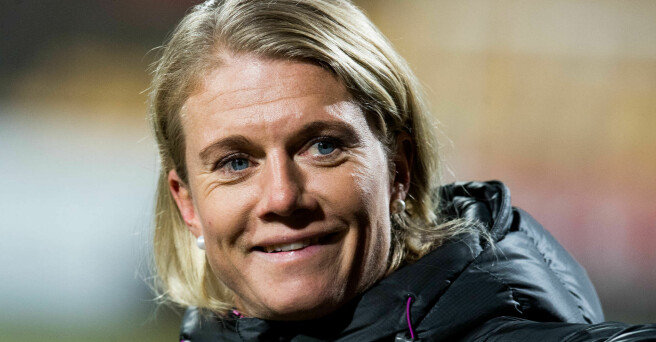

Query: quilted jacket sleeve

[462,316,656,341]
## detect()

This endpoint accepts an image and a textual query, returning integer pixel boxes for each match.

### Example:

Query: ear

[391,132,414,200]
[168,169,202,238]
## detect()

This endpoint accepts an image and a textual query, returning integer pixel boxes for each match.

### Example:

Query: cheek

[351,146,392,216]
[348,147,393,264]
[194,189,258,289]
[195,186,257,250]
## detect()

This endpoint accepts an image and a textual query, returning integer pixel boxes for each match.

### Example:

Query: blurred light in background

[1,0,654,340]
[0,104,156,330]
[1,1,187,340]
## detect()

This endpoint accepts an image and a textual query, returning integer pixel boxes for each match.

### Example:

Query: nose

[256,150,305,219]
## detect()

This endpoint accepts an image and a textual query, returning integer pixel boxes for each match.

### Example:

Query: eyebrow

[199,135,252,165]
[294,121,360,143]
[197,120,361,164]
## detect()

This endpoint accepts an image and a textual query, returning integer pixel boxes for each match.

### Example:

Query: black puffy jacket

[179,181,656,341]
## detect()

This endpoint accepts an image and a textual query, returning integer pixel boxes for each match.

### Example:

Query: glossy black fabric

[179,181,656,341]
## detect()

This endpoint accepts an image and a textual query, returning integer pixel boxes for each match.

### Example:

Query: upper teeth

[263,237,320,253]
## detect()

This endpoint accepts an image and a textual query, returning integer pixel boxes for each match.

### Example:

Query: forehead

[181,54,372,144]
[186,54,350,118]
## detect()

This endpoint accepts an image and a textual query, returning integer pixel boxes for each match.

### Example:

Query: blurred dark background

[1,1,654,340]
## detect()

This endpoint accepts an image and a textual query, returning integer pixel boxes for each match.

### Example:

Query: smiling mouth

[253,233,340,253]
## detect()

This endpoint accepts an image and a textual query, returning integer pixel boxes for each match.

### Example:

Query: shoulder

[407,181,656,341]
[441,206,603,323]
[412,181,605,339]
[440,181,603,323]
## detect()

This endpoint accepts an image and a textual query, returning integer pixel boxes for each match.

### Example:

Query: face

[169,54,410,320]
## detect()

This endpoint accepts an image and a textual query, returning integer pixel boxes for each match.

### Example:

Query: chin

[248,279,348,321]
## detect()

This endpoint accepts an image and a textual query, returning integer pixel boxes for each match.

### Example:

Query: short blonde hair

[150,0,464,314]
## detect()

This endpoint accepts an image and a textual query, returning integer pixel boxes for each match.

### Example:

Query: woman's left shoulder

[411,181,656,341]
[464,206,604,324]
[436,181,604,324]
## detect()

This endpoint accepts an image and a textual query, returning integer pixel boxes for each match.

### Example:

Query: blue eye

[316,141,335,155]
[230,158,249,171]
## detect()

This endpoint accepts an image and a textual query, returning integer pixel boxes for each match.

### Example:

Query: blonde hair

[150,0,471,315]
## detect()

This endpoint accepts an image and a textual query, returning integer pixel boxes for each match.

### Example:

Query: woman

[150,0,655,340]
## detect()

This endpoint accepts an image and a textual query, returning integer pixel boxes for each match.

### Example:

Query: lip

[252,243,330,263]
[248,230,345,265]
[250,229,342,252]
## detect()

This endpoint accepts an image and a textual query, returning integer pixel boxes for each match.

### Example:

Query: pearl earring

[196,235,206,250]
[391,198,406,214]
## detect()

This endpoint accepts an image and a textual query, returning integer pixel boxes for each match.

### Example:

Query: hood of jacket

[179,181,604,341]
